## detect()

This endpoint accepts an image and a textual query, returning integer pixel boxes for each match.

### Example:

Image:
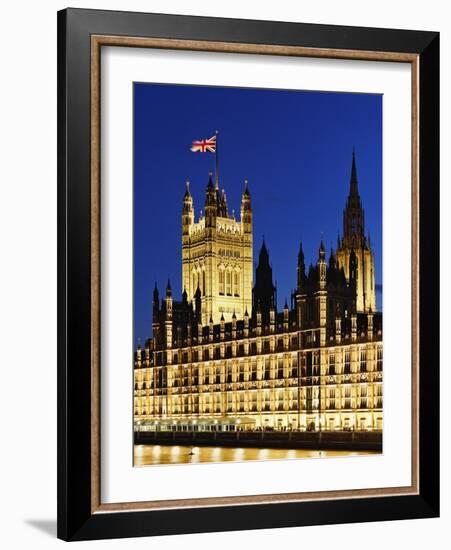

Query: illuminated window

[344,386,352,409]
[239,393,245,412]
[264,391,271,411]
[291,355,298,377]
[328,388,336,409]
[251,392,258,411]
[218,269,225,295]
[226,270,232,295]
[227,392,233,412]
[376,384,383,408]
[250,361,257,381]
[239,364,245,382]
[377,347,383,371]
[328,353,335,375]
[291,389,298,410]
[312,353,319,377]
[360,385,368,408]
[360,349,367,372]
[264,357,270,380]
[227,364,233,383]
[344,351,351,374]
[277,356,284,378]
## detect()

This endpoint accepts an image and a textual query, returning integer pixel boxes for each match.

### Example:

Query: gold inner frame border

[90,35,419,514]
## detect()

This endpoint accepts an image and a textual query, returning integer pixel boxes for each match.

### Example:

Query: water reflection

[134,444,377,466]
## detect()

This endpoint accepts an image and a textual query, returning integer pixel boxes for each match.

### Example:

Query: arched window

[226,270,232,296]
[360,349,367,372]
[219,268,225,295]
[202,270,206,295]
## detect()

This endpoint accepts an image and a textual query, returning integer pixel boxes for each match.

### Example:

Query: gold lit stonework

[182,175,253,325]
[134,154,383,439]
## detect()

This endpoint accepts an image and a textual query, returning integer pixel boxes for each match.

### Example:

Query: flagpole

[215,129,219,190]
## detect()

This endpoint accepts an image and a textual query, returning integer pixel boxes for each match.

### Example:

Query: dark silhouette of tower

[253,240,276,325]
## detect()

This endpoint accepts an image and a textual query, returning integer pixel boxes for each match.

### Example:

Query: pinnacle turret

[184,179,191,198]
[319,239,326,260]
[349,149,359,197]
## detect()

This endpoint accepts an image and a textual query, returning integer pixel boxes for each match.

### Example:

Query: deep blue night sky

[134,83,382,346]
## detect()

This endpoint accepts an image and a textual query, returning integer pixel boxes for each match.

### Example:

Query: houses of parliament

[134,153,383,434]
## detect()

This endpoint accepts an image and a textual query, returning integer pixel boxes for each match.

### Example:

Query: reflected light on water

[211,447,222,461]
[134,444,378,466]
[257,448,269,461]
[233,448,245,462]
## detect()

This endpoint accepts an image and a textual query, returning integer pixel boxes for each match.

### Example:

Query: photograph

[132,82,383,466]
[52,4,440,542]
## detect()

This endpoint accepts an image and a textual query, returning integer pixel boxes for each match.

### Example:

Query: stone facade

[134,153,382,433]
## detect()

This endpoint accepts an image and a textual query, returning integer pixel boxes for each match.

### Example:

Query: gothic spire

[241,179,252,210]
[152,282,160,317]
[329,248,336,269]
[205,172,217,223]
[182,179,194,217]
[184,179,191,198]
[298,241,304,265]
[349,149,359,197]
[206,171,215,192]
[243,178,250,197]
[259,239,270,265]
[342,150,365,246]
[253,239,276,324]
[319,239,326,260]
[297,241,306,290]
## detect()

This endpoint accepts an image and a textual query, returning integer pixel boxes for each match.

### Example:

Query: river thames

[134,444,377,466]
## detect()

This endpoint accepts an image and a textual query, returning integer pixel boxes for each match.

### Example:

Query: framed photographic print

[57,8,439,541]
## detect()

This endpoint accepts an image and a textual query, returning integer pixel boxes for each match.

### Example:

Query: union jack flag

[190,135,217,153]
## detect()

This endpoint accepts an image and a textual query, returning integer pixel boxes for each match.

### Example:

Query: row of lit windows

[137,348,383,387]
[218,248,241,258]
[151,326,382,353]
[191,267,242,297]
[218,268,240,296]
[171,338,296,363]
[163,342,382,366]
[135,384,382,402]
[134,392,383,416]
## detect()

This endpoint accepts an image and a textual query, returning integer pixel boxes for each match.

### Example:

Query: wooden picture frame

[57,8,439,541]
